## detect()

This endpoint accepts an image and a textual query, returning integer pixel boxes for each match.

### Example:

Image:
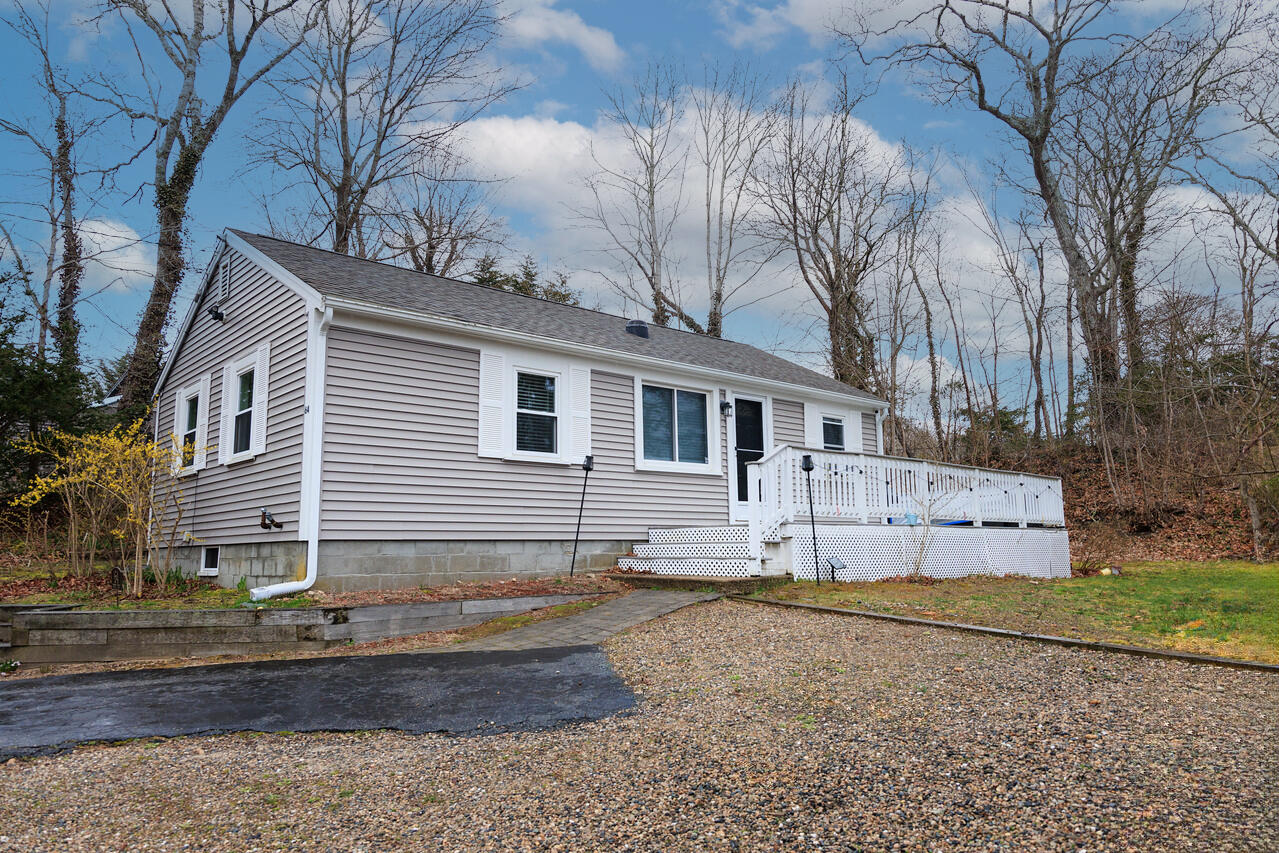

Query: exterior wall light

[207,305,225,322]
[720,400,733,416]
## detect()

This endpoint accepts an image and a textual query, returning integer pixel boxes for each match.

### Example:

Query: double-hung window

[232,368,255,455]
[639,382,712,472]
[822,416,846,451]
[220,343,269,464]
[515,371,558,455]
[173,376,209,473]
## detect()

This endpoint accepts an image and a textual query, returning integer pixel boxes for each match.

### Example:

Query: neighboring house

[155,230,1069,599]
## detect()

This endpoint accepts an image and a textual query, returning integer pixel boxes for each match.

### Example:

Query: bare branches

[108,0,323,411]
[754,73,920,390]
[580,63,689,329]
[250,0,510,257]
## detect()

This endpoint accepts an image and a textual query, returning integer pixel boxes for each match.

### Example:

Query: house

[154,230,1069,599]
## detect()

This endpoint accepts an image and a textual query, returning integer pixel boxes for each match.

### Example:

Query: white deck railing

[745,445,1066,560]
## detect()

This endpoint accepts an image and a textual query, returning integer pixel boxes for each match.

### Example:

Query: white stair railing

[745,446,1066,564]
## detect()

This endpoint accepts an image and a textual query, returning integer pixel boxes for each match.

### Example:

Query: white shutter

[194,375,210,470]
[171,388,185,471]
[218,363,234,465]
[802,402,821,449]
[568,366,592,462]
[477,350,505,458]
[251,343,270,455]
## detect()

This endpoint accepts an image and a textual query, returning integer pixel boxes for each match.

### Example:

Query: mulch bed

[303,575,625,608]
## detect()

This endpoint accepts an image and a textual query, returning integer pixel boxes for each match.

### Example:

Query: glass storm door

[733,398,766,505]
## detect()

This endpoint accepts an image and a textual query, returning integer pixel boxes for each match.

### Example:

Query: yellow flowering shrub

[12,419,189,596]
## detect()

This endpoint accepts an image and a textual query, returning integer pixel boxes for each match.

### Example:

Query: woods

[0,0,1275,562]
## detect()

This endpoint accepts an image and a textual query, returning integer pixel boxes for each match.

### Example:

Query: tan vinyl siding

[154,248,308,544]
[862,411,879,453]
[320,327,730,539]
[773,399,805,446]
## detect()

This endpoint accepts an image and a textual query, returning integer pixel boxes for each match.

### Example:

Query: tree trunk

[119,164,197,413]
[52,103,82,369]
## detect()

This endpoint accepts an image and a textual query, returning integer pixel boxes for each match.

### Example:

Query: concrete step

[617,556,755,578]
[647,526,749,544]
[633,541,752,559]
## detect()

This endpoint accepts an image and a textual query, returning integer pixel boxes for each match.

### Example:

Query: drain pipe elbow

[250,306,331,602]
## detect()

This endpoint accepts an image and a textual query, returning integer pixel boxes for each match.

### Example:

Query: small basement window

[515,371,557,454]
[822,416,845,451]
[199,546,220,577]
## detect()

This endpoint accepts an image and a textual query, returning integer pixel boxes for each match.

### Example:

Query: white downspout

[251,305,332,601]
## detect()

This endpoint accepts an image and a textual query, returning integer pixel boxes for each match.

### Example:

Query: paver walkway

[439,589,721,652]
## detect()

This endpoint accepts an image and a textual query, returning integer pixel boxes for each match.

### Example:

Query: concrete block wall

[168,541,306,590]
[314,539,632,592]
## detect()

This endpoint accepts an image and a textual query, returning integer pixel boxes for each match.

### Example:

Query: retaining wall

[5,593,594,663]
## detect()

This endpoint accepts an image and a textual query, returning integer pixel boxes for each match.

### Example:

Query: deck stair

[618,526,770,579]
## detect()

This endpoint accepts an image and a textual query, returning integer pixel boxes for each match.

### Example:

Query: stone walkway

[438,589,721,652]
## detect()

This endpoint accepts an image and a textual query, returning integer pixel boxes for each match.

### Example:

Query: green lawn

[759,561,1279,664]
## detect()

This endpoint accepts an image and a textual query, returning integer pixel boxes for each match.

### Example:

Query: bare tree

[690,63,779,337]
[581,63,693,329]
[102,0,319,411]
[841,0,1269,432]
[253,0,508,257]
[755,74,915,389]
[1188,17,1279,268]
[0,0,131,366]
[379,152,506,277]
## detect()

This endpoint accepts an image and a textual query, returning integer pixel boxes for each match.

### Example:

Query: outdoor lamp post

[570,455,594,577]
[801,453,821,586]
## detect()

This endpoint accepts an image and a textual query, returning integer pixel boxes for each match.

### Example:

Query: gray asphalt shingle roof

[232,230,881,402]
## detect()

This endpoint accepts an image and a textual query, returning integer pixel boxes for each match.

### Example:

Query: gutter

[251,305,332,601]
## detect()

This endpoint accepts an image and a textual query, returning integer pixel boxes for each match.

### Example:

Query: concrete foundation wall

[315,539,632,592]
[168,541,306,590]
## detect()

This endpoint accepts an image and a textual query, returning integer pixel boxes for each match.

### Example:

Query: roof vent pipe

[625,318,650,339]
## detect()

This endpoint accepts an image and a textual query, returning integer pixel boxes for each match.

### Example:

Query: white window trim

[219,343,270,466]
[477,345,590,466]
[508,365,567,463]
[198,545,220,578]
[633,376,721,476]
[173,375,210,475]
[821,414,846,451]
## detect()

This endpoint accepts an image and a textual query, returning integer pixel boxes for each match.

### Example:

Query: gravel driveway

[1,598,1274,852]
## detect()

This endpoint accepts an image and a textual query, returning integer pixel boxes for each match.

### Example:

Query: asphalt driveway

[0,644,633,759]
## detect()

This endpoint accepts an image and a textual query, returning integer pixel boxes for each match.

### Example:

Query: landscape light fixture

[206,305,225,323]
[570,455,594,577]
[801,454,822,586]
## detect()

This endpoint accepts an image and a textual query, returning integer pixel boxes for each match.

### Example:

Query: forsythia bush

[11,419,188,596]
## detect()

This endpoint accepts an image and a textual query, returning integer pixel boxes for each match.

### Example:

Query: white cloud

[78,218,154,294]
[502,0,625,73]
[715,0,937,50]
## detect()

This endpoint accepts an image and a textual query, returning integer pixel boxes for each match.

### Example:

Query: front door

[732,397,766,519]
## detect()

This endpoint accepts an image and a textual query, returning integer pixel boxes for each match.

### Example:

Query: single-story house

[154,230,1069,599]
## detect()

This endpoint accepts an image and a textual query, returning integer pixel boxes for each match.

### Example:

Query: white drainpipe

[251,305,332,601]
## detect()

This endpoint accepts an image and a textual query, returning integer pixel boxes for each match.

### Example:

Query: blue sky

[0,0,972,360]
[0,0,1247,420]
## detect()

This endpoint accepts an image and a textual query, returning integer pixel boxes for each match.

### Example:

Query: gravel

[1,599,1275,852]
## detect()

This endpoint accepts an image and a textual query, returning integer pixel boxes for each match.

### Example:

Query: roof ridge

[231,229,766,349]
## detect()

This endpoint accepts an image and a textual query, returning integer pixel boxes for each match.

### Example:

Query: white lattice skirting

[790,525,1071,582]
